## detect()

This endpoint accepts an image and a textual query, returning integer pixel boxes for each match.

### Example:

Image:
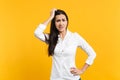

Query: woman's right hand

[49,8,57,20]
[42,8,57,25]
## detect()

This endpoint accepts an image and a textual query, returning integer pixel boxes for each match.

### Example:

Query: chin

[58,29,64,32]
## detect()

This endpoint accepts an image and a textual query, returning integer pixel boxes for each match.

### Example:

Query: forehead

[55,14,66,20]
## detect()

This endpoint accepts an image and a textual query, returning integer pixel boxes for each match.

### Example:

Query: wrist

[49,16,54,20]
[81,68,86,73]
[80,63,89,73]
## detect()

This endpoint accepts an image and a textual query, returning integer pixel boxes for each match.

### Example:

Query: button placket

[58,37,65,55]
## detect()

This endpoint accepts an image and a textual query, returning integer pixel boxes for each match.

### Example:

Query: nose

[60,20,63,25]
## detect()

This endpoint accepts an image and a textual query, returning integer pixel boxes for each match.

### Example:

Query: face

[55,14,68,33]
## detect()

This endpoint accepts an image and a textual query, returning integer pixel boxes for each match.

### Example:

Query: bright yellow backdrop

[0,0,120,80]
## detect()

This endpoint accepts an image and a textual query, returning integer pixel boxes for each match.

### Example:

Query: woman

[34,8,96,80]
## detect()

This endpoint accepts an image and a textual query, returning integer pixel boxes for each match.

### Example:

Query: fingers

[70,67,84,76]
[70,67,78,76]
[51,8,57,14]
[50,8,57,19]
[70,67,75,72]
[52,8,57,11]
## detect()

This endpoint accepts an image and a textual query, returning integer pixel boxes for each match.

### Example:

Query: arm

[42,8,56,26]
[70,33,96,75]
[34,8,57,42]
[70,63,89,76]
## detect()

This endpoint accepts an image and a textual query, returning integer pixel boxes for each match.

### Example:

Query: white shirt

[34,24,96,80]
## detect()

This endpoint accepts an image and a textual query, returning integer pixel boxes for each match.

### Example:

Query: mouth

[59,25,64,28]
[59,26,64,29]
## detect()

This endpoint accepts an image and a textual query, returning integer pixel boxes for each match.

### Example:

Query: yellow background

[0,0,120,80]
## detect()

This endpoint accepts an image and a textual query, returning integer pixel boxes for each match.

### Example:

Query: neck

[59,30,67,40]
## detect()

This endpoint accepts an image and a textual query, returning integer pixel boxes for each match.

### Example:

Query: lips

[59,26,64,30]
[59,25,64,28]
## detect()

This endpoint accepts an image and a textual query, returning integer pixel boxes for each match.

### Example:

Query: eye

[56,19,61,22]
[62,19,66,22]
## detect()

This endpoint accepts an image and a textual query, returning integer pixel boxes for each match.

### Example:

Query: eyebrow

[56,18,66,21]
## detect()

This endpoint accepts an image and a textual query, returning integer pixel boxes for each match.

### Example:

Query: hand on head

[50,8,57,20]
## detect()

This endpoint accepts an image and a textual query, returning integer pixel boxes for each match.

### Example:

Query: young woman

[34,8,96,80]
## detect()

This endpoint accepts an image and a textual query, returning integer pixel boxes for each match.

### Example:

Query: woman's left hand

[70,67,84,76]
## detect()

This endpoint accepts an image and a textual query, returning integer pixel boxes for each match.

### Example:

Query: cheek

[64,22,68,27]
[55,22,58,26]
[63,20,67,25]
[55,23,59,29]
[55,21,61,27]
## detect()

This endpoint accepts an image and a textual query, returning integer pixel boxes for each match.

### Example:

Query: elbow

[91,52,96,64]
[90,49,96,59]
[93,52,96,59]
[94,52,97,59]
[34,30,38,37]
[34,30,37,35]
[86,52,96,65]
[90,52,96,61]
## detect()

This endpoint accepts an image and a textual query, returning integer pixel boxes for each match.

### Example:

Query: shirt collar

[58,29,70,38]
[57,29,71,43]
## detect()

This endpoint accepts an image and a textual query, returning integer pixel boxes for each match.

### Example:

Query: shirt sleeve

[34,24,49,42]
[74,33,96,65]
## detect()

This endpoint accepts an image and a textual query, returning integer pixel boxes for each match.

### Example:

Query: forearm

[34,8,57,42]
[80,63,90,73]
[42,8,56,26]
[70,63,90,75]
[42,17,53,26]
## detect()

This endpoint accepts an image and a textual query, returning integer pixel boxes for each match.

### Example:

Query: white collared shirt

[34,24,96,80]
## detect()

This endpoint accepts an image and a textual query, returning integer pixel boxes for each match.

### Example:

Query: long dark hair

[47,9,69,56]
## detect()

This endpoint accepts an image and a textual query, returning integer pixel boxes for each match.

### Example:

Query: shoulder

[68,30,78,36]
[72,32,82,39]
[71,32,86,42]
[67,30,84,39]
